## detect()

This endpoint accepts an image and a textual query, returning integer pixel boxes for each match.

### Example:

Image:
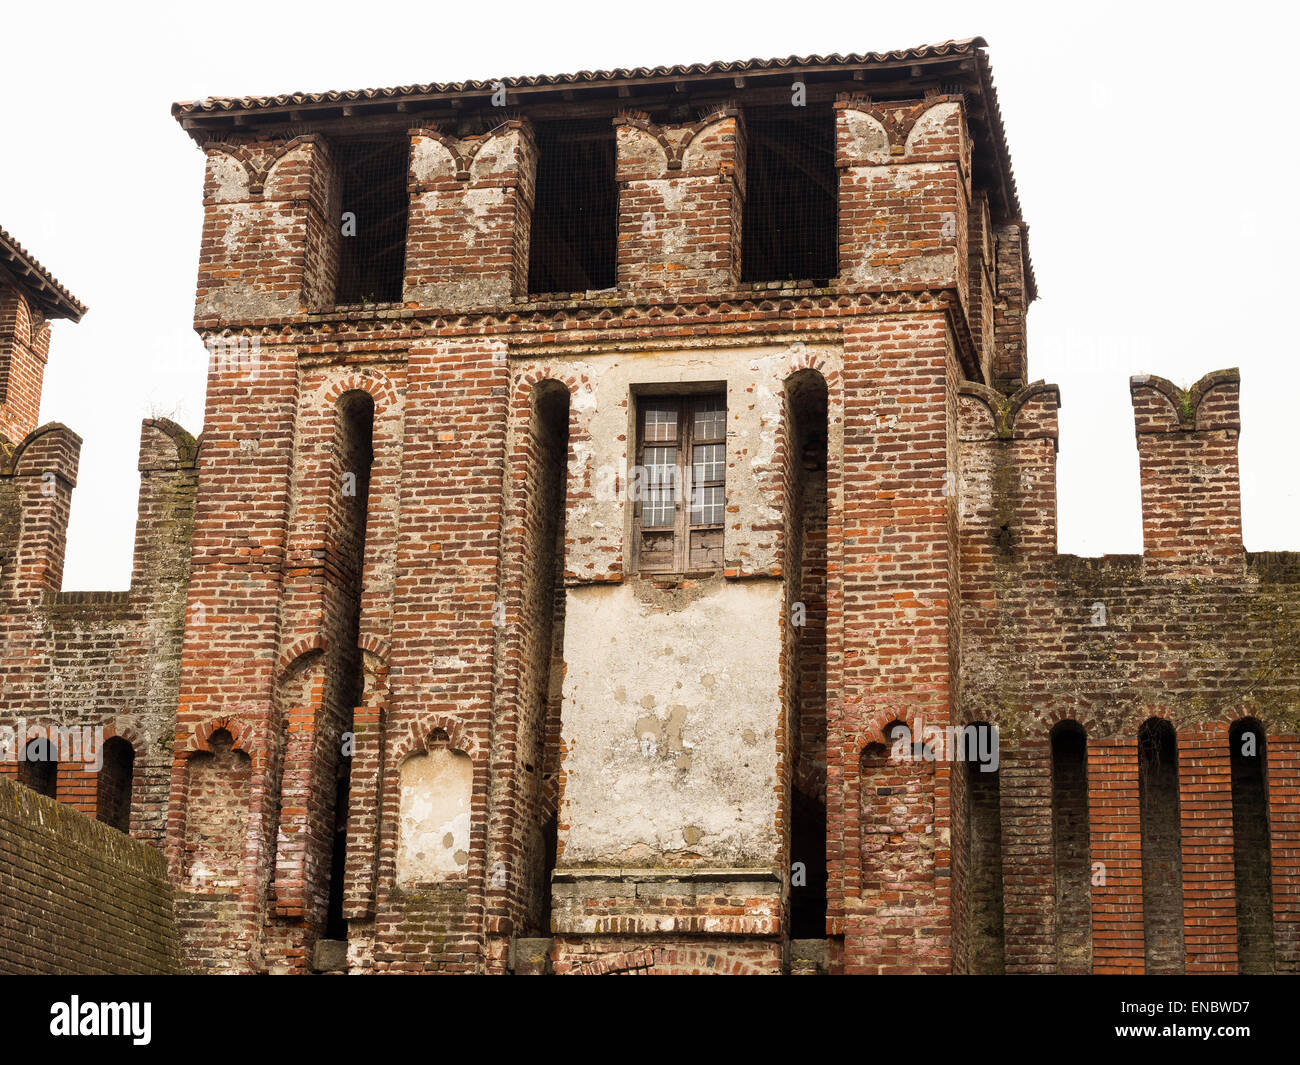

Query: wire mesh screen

[335,137,409,304]
[527,119,618,295]
[741,104,838,284]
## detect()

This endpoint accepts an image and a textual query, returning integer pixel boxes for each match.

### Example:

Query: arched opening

[1051,721,1091,972]
[1229,718,1274,973]
[784,369,827,939]
[964,722,1004,973]
[860,722,929,913]
[1138,717,1184,973]
[183,728,251,892]
[323,389,374,940]
[518,380,570,936]
[96,736,135,833]
[18,736,57,798]
[396,746,474,885]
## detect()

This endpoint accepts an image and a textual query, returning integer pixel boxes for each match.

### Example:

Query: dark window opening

[1230,719,1274,974]
[786,370,827,939]
[520,381,569,936]
[1051,721,1091,973]
[528,120,617,294]
[97,736,135,833]
[324,390,374,941]
[1138,718,1184,974]
[335,137,409,305]
[19,738,57,798]
[741,105,838,284]
[965,724,1005,973]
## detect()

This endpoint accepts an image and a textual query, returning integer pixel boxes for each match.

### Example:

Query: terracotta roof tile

[0,224,87,322]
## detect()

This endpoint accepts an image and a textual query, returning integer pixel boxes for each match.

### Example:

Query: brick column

[404,123,537,308]
[1000,737,1055,972]
[1179,721,1237,972]
[615,111,744,297]
[835,313,957,974]
[1089,737,1144,973]
[1131,369,1242,579]
[1269,735,1300,972]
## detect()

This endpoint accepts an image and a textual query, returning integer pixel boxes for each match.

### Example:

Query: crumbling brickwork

[1,37,1294,976]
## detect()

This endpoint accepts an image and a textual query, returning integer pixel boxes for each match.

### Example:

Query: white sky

[4,0,1296,589]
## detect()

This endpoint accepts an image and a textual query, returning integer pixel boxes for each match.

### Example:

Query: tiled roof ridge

[172,38,986,114]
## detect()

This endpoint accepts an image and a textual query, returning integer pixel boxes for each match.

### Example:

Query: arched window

[1138,718,1184,973]
[1051,721,1091,972]
[18,736,57,798]
[1229,718,1274,973]
[96,737,135,832]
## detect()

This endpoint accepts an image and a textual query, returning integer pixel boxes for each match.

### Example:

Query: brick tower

[82,37,1297,973]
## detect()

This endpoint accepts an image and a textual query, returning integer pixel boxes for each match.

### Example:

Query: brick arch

[393,713,481,764]
[834,103,891,165]
[201,144,257,203]
[276,635,327,677]
[408,127,468,182]
[358,636,391,701]
[562,949,654,975]
[464,119,533,182]
[323,371,401,417]
[511,368,582,408]
[180,717,256,757]
[903,98,964,156]
[678,108,741,171]
[613,115,672,174]
[784,347,841,392]
[98,723,143,753]
[1043,709,1101,738]
[142,417,200,467]
[258,135,318,196]
[4,421,79,477]
[846,704,926,757]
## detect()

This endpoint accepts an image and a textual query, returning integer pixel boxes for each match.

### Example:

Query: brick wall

[0,418,197,852]
[0,774,178,974]
[959,372,1300,975]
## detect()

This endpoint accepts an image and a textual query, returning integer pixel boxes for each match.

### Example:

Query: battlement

[959,368,1249,578]
[0,415,198,850]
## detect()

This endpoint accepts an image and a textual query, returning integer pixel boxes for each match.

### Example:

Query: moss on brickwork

[0,775,179,974]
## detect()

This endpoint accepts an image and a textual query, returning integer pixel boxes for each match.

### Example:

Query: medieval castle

[0,37,1295,975]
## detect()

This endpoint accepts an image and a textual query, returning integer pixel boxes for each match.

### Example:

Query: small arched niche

[396,745,473,886]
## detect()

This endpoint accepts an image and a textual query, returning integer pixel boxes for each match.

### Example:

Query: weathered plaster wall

[534,341,840,582]
[558,576,782,867]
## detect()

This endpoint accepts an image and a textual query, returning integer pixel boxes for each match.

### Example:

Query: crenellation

[2,39,1296,978]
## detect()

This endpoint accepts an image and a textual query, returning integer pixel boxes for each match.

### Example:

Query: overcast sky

[4,0,1296,589]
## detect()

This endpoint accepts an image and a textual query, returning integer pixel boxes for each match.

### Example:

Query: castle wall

[0,46,1280,978]
[0,773,179,974]
[958,373,1300,974]
[0,418,197,853]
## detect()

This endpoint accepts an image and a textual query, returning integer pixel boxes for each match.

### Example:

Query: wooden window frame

[633,392,727,575]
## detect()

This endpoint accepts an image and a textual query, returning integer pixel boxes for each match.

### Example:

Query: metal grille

[335,137,409,304]
[741,104,838,283]
[527,119,618,294]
